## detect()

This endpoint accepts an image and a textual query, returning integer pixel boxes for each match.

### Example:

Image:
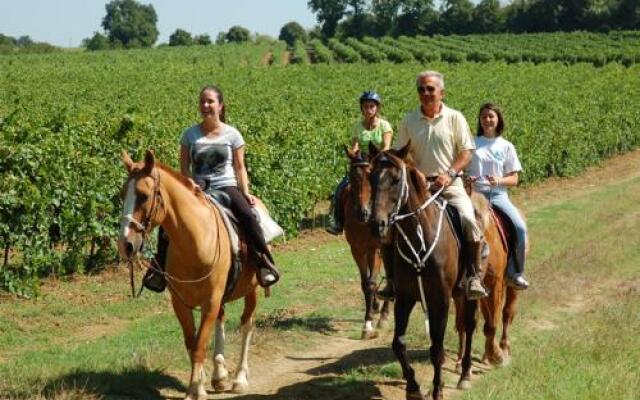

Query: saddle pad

[489,206,514,253]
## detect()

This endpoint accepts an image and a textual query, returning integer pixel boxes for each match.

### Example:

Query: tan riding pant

[442,183,483,242]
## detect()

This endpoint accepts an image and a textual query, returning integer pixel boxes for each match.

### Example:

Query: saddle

[205,190,284,299]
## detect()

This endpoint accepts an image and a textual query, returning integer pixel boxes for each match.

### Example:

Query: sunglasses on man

[417,85,437,94]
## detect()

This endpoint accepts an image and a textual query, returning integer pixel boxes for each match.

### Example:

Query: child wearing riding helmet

[468,102,530,290]
[326,91,393,235]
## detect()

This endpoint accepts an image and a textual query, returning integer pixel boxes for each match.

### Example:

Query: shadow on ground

[39,366,185,399]
[216,347,430,400]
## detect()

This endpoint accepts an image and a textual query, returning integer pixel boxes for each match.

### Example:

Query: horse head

[118,149,165,261]
[368,141,413,238]
[345,146,372,223]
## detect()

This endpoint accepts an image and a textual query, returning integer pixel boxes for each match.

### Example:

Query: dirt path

[158,149,640,400]
[204,150,640,400]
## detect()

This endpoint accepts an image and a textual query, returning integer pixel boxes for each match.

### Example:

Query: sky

[0,0,319,48]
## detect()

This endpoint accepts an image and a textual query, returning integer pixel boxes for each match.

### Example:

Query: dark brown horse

[342,147,390,339]
[118,150,270,399]
[369,143,478,400]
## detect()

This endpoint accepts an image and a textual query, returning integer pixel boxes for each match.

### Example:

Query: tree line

[307,0,640,39]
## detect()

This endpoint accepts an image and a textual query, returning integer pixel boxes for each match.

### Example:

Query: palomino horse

[369,143,478,400]
[118,150,267,400]
[342,147,390,339]
[454,189,520,369]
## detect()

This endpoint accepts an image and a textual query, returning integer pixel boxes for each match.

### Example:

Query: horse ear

[396,140,411,160]
[121,150,134,172]
[143,149,155,173]
[368,142,380,158]
[344,145,354,159]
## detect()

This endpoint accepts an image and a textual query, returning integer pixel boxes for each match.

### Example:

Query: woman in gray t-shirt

[143,86,279,291]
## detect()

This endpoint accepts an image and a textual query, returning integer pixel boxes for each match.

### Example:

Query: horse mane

[156,163,210,206]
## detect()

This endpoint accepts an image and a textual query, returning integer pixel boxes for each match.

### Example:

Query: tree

[371,0,402,35]
[101,0,159,48]
[169,29,193,46]
[613,0,640,29]
[279,21,308,46]
[194,34,211,45]
[394,0,438,36]
[83,32,111,51]
[472,0,504,33]
[16,36,34,47]
[440,0,475,34]
[226,25,251,43]
[308,0,348,38]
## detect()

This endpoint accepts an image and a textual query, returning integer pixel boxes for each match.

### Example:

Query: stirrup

[255,254,280,288]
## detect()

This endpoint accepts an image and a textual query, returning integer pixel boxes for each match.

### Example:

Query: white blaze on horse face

[119,179,137,240]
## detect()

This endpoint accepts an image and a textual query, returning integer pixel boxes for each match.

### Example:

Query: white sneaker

[508,275,530,290]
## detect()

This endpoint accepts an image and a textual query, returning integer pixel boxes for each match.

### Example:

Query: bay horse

[117,150,267,400]
[369,143,478,400]
[342,147,390,339]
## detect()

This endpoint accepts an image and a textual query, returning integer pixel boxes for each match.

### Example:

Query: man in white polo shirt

[379,70,488,301]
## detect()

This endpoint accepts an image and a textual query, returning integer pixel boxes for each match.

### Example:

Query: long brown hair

[477,102,504,137]
[200,85,226,123]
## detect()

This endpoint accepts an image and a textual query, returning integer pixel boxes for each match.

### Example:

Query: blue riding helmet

[359,91,382,105]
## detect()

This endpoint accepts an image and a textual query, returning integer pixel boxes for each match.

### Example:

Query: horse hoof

[406,390,426,400]
[361,330,379,340]
[457,378,472,390]
[232,380,249,394]
[212,379,227,392]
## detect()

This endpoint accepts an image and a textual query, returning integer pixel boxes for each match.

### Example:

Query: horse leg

[500,286,518,365]
[186,293,223,400]
[392,295,424,400]
[211,309,229,392]
[457,297,478,391]
[426,287,450,400]
[480,282,505,366]
[232,289,257,394]
[453,293,466,374]
[353,247,377,340]
[171,295,197,366]
[372,248,391,329]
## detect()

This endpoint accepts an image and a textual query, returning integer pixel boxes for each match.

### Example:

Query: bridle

[120,169,164,240]
[375,158,448,328]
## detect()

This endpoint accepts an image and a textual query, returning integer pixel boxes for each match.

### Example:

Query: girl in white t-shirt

[468,103,529,290]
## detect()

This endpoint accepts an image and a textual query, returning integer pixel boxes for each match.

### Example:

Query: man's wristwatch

[446,169,458,179]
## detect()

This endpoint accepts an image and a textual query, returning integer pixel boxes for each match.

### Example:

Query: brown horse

[342,147,390,339]
[453,189,522,370]
[369,143,478,400]
[118,150,268,399]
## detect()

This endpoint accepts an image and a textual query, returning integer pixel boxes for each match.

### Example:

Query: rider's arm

[382,130,393,151]
[180,144,191,178]
[490,171,518,187]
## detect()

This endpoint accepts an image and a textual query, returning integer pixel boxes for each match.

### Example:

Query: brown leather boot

[464,240,488,300]
[142,229,168,293]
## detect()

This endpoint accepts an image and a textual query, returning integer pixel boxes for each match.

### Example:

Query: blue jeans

[480,190,527,278]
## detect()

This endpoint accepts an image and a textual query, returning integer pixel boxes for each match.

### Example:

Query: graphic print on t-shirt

[192,143,231,178]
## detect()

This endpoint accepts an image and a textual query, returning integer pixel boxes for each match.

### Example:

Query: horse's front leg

[500,287,518,365]
[185,293,223,400]
[211,309,229,392]
[480,282,505,366]
[453,292,466,374]
[427,287,450,400]
[352,247,377,339]
[392,295,424,400]
[457,298,478,391]
[232,289,257,394]
[171,295,196,360]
